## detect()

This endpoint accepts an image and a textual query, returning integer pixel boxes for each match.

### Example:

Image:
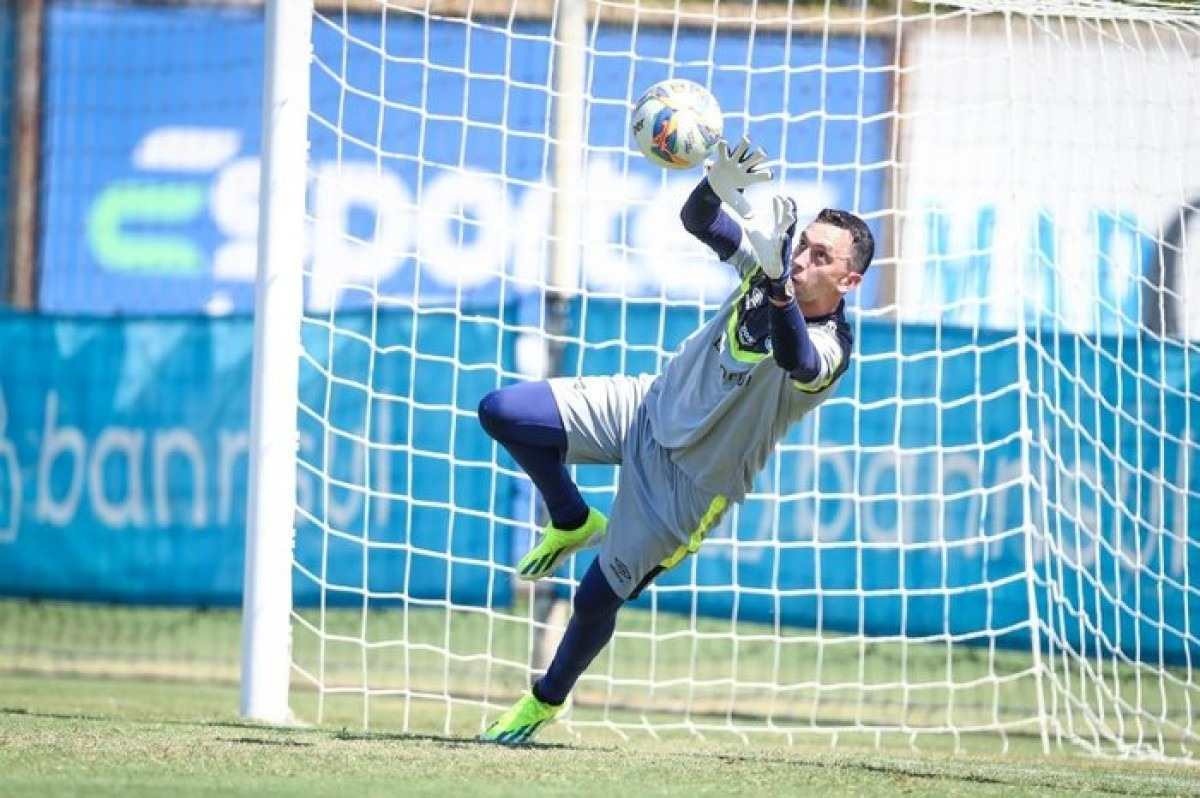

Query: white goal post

[241,0,312,722]
[243,0,1200,758]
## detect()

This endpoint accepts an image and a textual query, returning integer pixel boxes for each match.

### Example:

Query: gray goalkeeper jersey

[643,234,853,500]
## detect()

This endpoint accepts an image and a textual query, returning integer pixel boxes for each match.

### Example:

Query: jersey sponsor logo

[736,322,757,347]
[729,275,772,357]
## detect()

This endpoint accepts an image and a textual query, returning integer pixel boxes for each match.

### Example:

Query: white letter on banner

[154,429,207,527]
[211,158,261,282]
[217,429,249,525]
[1172,446,1189,577]
[311,162,411,310]
[325,432,365,532]
[510,185,551,290]
[636,177,743,300]
[817,451,853,542]
[0,391,20,543]
[1114,463,1163,578]
[296,431,315,523]
[784,450,816,540]
[36,392,85,527]
[1058,463,1099,570]
[580,160,643,295]
[88,428,148,528]
[417,171,508,290]
[941,453,982,555]
[985,456,1024,562]
[373,399,392,527]
[861,449,900,544]
[899,449,921,542]
[0,437,18,544]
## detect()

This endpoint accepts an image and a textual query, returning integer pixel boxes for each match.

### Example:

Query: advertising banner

[1,306,1196,664]
[39,5,891,314]
[0,307,511,607]
[898,27,1200,338]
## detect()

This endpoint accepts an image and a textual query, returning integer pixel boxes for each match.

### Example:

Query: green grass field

[5,674,1200,797]
[3,599,1199,795]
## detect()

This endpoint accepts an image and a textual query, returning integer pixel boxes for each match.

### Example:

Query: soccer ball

[631,79,723,170]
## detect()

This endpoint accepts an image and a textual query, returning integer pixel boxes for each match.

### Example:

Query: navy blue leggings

[534,558,623,706]
[477,381,624,705]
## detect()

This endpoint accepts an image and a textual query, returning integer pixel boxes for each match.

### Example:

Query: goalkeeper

[476,136,874,744]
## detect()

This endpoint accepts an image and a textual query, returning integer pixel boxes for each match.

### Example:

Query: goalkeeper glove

[704,136,772,219]
[747,194,799,301]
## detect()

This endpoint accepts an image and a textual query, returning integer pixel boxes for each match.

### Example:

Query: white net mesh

[291,0,1200,757]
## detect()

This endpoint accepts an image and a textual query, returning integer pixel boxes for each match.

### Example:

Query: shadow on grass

[331,727,587,751]
[2,706,111,723]
[216,736,315,747]
[2,704,587,753]
[677,750,1179,797]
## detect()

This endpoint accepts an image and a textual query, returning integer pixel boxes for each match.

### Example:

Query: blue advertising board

[1,302,1197,664]
[0,305,513,607]
[38,4,890,314]
[40,4,264,314]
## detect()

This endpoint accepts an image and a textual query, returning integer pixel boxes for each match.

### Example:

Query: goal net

[278,0,1200,757]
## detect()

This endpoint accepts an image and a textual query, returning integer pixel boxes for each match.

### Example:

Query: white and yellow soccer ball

[630,79,723,170]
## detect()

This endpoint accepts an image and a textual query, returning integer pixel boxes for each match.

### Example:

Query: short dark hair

[814,208,875,275]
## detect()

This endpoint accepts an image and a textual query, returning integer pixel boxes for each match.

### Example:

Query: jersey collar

[802,298,846,324]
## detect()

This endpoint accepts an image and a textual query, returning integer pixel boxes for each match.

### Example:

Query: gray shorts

[548,375,729,599]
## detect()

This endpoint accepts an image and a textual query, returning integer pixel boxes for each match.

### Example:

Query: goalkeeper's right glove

[747,194,799,301]
[705,136,772,219]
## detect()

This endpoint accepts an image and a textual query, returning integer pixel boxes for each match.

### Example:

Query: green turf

[0,596,1049,740]
[5,596,1192,746]
[3,596,1199,792]
[2,673,1198,797]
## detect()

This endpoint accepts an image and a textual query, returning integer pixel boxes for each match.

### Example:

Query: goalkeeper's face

[789,222,861,306]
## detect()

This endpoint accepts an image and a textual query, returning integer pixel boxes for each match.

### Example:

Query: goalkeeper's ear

[836,270,863,295]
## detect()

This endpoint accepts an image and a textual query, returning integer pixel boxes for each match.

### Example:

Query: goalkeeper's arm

[753,194,848,391]
[769,299,848,391]
[679,136,772,260]
[679,177,742,260]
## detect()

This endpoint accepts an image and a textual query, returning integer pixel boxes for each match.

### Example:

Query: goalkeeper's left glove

[705,136,773,219]
[747,194,799,301]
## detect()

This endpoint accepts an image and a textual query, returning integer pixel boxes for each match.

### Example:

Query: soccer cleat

[516,508,607,582]
[478,692,563,745]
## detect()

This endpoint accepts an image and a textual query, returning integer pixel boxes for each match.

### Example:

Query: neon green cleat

[516,508,607,582]
[479,692,563,745]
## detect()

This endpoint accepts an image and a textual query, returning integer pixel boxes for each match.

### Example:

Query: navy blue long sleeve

[769,299,823,382]
[679,178,742,261]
